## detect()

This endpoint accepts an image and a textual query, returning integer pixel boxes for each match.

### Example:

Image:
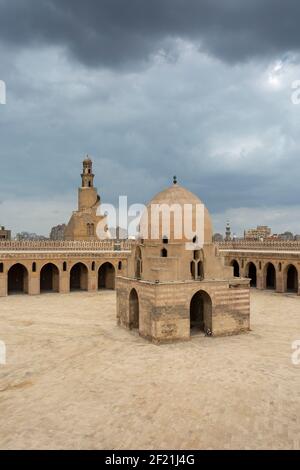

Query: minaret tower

[64,156,108,240]
[78,156,100,211]
[81,155,94,188]
[225,220,231,241]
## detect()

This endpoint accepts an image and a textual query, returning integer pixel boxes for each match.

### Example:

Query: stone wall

[116,277,250,344]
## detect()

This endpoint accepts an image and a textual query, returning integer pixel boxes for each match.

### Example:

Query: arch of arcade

[0,240,130,296]
[218,240,300,295]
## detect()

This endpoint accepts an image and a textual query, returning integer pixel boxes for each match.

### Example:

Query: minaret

[225,220,231,241]
[64,157,107,241]
[81,155,94,188]
[78,156,100,211]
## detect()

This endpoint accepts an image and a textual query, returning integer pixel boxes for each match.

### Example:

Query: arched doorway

[231,260,240,277]
[190,290,212,335]
[70,263,88,291]
[247,262,257,287]
[98,262,115,289]
[129,288,139,329]
[8,263,29,294]
[286,265,298,293]
[40,263,59,293]
[265,263,276,289]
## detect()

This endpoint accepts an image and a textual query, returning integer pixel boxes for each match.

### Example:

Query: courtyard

[0,289,299,449]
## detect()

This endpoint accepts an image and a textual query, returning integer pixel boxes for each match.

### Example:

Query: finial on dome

[173,175,177,185]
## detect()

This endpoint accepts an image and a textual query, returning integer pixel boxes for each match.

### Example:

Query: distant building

[0,226,11,240]
[15,232,48,241]
[244,225,271,240]
[225,221,231,241]
[278,231,294,241]
[50,224,66,240]
[213,233,223,242]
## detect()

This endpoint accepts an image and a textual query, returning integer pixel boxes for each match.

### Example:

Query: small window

[259,261,262,270]
[279,262,282,272]
[0,263,3,273]
[163,236,169,244]
[118,261,122,270]
[63,262,67,272]
[192,235,197,243]
[32,262,36,272]
[197,261,204,279]
[161,248,168,257]
[92,261,95,271]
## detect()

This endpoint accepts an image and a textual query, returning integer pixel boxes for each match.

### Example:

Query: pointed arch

[129,288,139,330]
[8,263,29,294]
[98,262,115,289]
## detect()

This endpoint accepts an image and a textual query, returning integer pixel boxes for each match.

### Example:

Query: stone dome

[83,155,92,164]
[140,182,213,243]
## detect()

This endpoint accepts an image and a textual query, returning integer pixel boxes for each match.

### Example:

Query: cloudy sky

[1,0,300,237]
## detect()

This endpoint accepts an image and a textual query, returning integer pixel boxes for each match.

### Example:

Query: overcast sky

[1,0,300,237]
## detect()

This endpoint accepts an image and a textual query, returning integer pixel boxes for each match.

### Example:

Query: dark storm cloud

[1,0,300,68]
[1,0,300,236]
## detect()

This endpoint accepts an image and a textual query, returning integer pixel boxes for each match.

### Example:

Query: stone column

[276,269,284,293]
[59,271,70,294]
[256,268,263,289]
[88,272,97,292]
[28,272,40,295]
[0,272,7,297]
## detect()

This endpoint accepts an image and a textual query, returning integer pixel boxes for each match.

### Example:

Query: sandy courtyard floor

[0,289,300,450]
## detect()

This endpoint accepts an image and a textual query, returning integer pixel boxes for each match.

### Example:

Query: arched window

[32,262,36,272]
[118,261,122,270]
[87,223,95,236]
[135,247,142,279]
[161,248,168,257]
[231,260,240,277]
[191,260,196,279]
[197,261,204,280]
[279,262,282,272]
[91,261,95,271]
[63,262,67,272]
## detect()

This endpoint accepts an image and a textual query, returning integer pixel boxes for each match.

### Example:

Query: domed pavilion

[116,178,250,343]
